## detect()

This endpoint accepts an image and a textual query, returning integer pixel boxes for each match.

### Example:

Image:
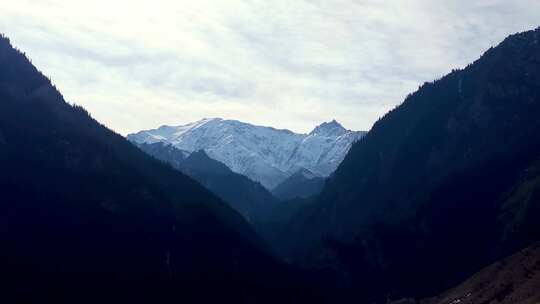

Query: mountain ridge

[136,142,279,223]
[278,26,540,303]
[272,168,326,201]
[0,33,320,302]
[128,118,365,189]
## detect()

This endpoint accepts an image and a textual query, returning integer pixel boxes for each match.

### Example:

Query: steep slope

[136,142,278,222]
[282,27,540,302]
[0,34,319,303]
[272,168,325,201]
[135,141,190,167]
[128,118,365,189]
[427,243,540,304]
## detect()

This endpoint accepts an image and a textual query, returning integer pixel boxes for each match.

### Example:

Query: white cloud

[0,0,539,134]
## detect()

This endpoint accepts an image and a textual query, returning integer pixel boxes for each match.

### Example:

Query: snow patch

[128,119,365,189]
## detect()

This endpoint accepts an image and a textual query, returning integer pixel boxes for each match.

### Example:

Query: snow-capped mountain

[128,118,365,189]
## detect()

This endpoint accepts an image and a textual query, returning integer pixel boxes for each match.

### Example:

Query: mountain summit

[309,119,347,137]
[128,119,365,189]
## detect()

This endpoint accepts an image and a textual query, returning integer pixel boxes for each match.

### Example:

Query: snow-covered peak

[309,119,347,137]
[170,118,222,136]
[128,119,366,189]
[128,118,222,143]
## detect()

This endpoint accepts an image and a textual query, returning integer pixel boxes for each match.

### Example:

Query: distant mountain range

[134,142,321,247]
[128,118,365,189]
[136,142,279,223]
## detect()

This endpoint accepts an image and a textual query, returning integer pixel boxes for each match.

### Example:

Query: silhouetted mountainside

[134,143,305,252]
[272,168,325,201]
[282,27,540,302]
[0,34,321,303]
[136,142,279,222]
[256,196,319,260]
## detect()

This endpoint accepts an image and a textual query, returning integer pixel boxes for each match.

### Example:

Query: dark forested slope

[0,34,318,303]
[282,27,540,302]
[135,142,278,223]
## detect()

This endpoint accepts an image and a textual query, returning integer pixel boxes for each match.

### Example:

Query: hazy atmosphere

[1,0,539,134]
[2,1,540,303]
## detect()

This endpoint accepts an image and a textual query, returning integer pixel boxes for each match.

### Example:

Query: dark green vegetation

[280,27,540,302]
[0,35,321,303]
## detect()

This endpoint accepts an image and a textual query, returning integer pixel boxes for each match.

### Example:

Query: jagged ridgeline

[0,35,322,302]
[128,118,365,189]
[281,27,540,302]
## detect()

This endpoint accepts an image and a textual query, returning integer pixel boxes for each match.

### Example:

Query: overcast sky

[1,1,539,134]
